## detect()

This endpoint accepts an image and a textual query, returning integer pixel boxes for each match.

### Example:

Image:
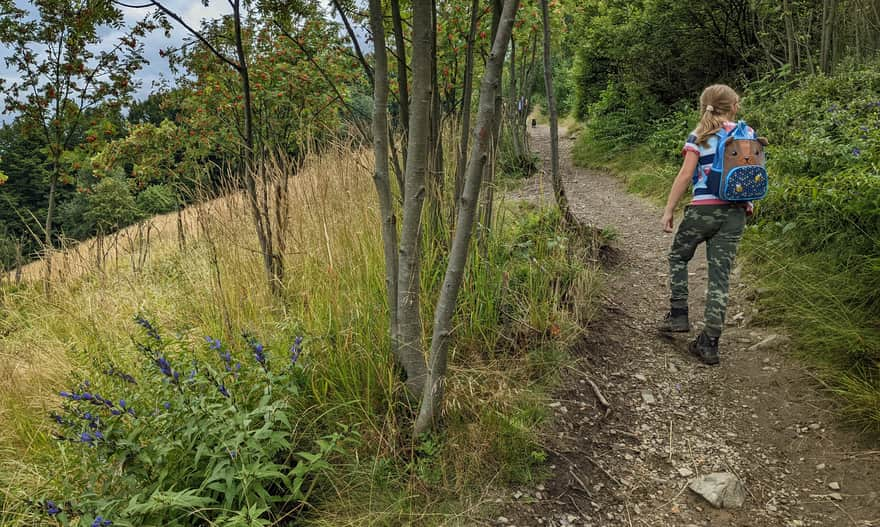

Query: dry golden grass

[0,146,385,462]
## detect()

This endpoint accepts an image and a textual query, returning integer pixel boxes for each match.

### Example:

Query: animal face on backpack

[708,121,770,201]
[723,137,768,172]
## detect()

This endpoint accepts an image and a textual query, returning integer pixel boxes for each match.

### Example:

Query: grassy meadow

[0,145,601,526]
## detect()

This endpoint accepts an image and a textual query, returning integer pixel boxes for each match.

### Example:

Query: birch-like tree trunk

[391,0,410,140]
[414,0,520,435]
[820,0,837,74]
[368,0,401,363]
[454,0,480,209]
[427,0,445,234]
[540,0,569,221]
[396,0,434,398]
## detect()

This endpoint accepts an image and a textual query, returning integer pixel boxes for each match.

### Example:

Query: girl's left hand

[661,210,674,233]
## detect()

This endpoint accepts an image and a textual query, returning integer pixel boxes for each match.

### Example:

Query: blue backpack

[706,121,769,201]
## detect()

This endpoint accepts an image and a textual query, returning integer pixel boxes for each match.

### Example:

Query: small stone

[678,467,694,477]
[749,334,785,351]
[816,463,826,471]
[497,517,509,524]
[634,373,647,382]
[828,482,840,490]
[513,491,523,499]
[549,402,562,408]
[537,484,545,491]
[641,390,656,405]
[668,363,679,373]
[688,472,746,509]
[808,423,820,430]
[829,492,843,501]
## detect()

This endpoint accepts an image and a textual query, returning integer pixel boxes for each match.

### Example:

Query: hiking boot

[689,332,720,365]
[659,308,689,333]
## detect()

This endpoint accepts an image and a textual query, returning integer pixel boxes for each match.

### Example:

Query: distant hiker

[658,84,768,366]
[531,118,537,127]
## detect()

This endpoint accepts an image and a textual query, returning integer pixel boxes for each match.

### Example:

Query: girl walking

[659,84,763,365]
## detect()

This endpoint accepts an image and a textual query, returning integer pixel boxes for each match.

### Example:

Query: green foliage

[136,184,178,216]
[569,0,759,119]
[84,178,143,234]
[582,81,663,154]
[38,320,348,526]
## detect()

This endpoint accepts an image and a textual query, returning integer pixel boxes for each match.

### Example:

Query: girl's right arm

[661,151,698,233]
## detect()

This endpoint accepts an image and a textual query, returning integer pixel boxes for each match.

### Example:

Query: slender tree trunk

[820,0,837,74]
[783,0,799,71]
[331,0,374,85]
[478,0,504,253]
[43,160,61,292]
[454,0,480,210]
[540,0,569,222]
[427,0,445,234]
[369,0,401,364]
[397,0,434,398]
[233,0,282,295]
[176,199,186,251]
[414,0,521,434]
[507,38,522,159]
[14,240,22,285]
[391,0,410,140]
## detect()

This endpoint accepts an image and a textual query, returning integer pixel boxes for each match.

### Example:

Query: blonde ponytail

[694,84,740,146]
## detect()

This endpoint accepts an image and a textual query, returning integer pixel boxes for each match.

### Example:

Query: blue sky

[1,0,349,116]
[0,2,237,102]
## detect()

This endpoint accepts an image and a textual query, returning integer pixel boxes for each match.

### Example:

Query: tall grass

[0,142,601,525]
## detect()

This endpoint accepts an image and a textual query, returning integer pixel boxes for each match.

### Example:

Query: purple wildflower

[853,147,861,157]
[45,500,60,515]
[135,314,161,341]
[290,336,303,365]
[218,384,230,397]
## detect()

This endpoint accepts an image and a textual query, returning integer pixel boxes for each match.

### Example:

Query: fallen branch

[568,466,592,496]
[587,378,612,418]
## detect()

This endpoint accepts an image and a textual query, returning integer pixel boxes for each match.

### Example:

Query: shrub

[85,178,143,234]
[35,317,349,526]
[136,184,178,216]
[583,81,663,153]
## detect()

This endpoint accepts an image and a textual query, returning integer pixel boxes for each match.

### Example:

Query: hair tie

[706,105,715,113]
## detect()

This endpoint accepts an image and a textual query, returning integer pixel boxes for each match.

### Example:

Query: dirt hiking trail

[493,125,880,527]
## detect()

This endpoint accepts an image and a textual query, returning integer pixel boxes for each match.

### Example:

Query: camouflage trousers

[668,205,746,338]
